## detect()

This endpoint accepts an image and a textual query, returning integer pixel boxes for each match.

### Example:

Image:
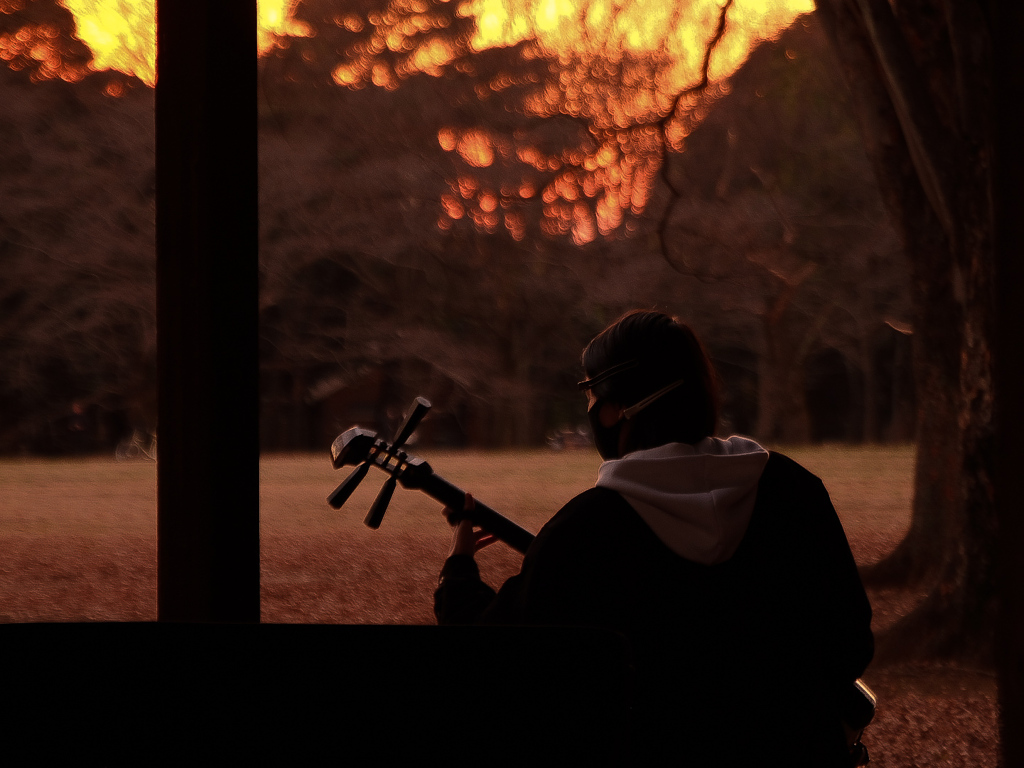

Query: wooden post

[993,3,1024,765]
[155,0,259,622]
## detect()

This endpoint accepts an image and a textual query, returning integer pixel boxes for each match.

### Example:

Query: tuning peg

[391,397,431,449]
[364,476,396,529]
[327,461,371,509]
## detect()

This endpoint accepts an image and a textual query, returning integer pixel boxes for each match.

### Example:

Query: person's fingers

[462,495,498,549]
[445,494,498,556]
[443,493,475,525]
[474,532,498,552]
[449,518,479,557]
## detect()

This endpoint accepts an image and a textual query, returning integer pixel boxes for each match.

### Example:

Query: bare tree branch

[655,0,735,271]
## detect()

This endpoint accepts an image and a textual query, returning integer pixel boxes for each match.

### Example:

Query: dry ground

[0,446,999,765]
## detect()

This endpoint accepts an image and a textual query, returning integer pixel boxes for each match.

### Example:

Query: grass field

[0,444,914,622]
[0,445,998,765]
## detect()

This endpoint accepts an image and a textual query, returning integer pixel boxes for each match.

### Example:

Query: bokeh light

[3,0,814,238]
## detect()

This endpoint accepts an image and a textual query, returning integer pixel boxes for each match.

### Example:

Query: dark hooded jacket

[434,437,873,766]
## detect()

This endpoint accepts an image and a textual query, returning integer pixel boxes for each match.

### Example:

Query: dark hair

[581,310,719,449]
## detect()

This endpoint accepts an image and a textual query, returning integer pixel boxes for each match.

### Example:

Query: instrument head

[331,428,378,469]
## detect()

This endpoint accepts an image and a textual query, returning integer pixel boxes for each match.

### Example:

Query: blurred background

[0,0,913,456]
[1,8,1010,760]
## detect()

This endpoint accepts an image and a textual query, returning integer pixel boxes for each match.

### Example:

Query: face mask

[588,399,624,460]
[586,379,687,459]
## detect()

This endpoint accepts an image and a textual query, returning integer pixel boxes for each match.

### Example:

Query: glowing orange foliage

[0,22,86,82]
[8,0,812,241]
[456,130,495,167]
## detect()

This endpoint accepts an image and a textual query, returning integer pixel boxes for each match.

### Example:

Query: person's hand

[443,493,497,558]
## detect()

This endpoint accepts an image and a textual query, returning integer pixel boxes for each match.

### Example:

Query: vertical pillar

[993,2,1024,765]
[156,0,259,622]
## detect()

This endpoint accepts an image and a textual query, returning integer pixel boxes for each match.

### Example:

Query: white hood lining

[595,437,769,565]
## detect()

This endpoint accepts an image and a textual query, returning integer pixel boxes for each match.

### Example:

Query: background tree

[0,13,154,453]
[810,1,1024,758]
[808,0,996,664]
[662,16,909,444]
[2,0,913,456]
[2,0,914,457]
[255,0,914,451]
[256,0,587,447]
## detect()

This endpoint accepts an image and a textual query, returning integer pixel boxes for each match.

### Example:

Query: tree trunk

[755,314,811,443]
[875,228,996,664]
[814,0,996,660]
[857,326,879,443]
[866,208,961,586]
[886,328,915,442]
[992,0,1024,751]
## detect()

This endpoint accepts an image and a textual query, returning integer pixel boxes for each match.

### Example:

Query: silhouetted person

[435,310,873,766]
